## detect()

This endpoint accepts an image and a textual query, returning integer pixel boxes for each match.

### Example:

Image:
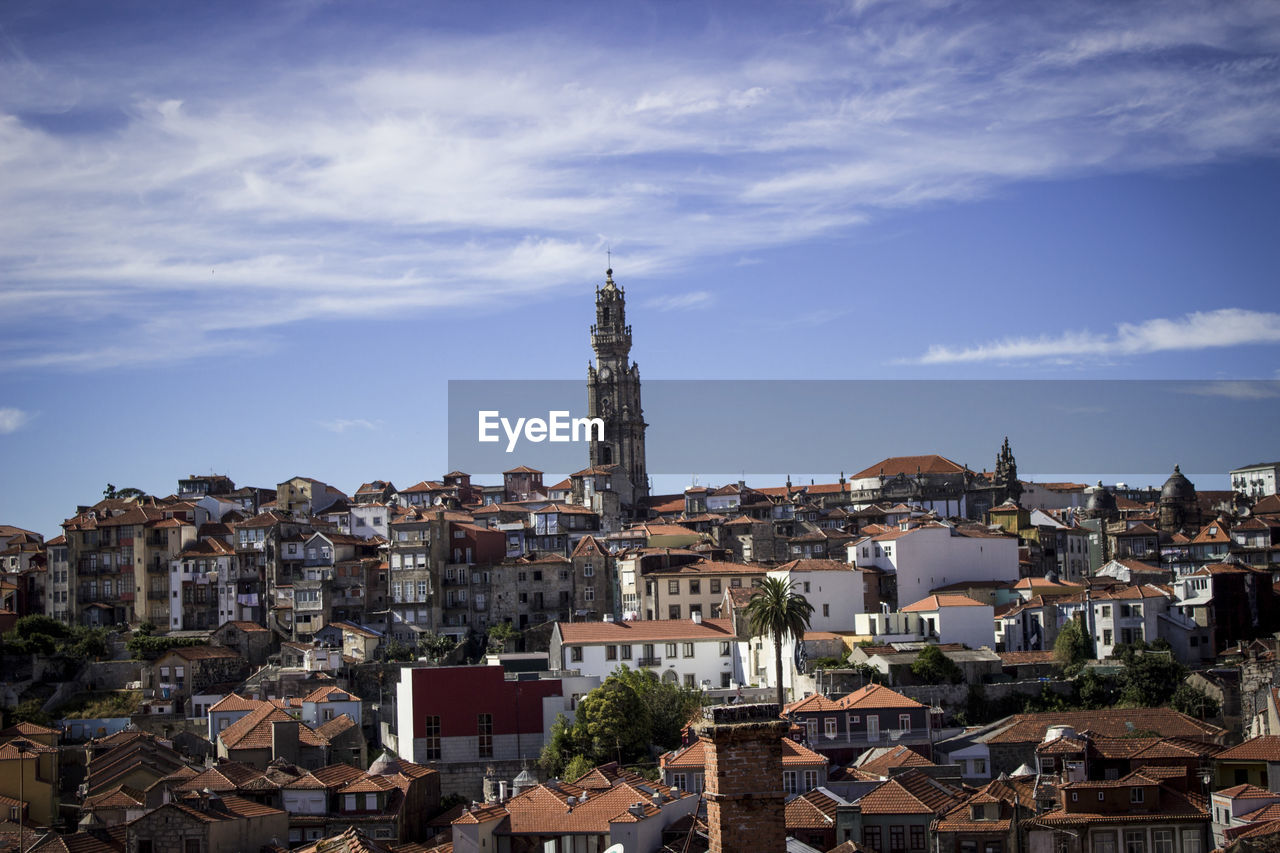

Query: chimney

[692,704,789,853]
[271,718,301,764]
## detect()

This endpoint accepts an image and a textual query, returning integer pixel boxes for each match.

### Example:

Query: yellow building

[0,738,59,827]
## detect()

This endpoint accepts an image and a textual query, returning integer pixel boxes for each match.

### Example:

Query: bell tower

[587,268,648,514]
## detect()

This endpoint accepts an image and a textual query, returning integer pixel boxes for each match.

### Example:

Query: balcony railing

[636,656,661,667]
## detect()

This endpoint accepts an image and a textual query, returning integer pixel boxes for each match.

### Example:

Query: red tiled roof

[839,684,925,710]
[902,594,988,612]
[1217,736,1280,762]
[852,455,966,479]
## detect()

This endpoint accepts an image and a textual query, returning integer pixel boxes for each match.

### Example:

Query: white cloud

[0,408,32,434]
[321,419,383,434]
[1,3,1279,368]
[915,309,1280,364]
[644,291,714,312]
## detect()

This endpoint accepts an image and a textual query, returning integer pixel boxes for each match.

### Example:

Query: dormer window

[1130,787,1144,804]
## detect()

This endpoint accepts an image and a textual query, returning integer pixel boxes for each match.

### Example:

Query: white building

[900,594,996,650]
[848,522,1019,608]
[550,616,741,691]
[1232,462,1280,499]
[768,558,871,630]
[1089,584,1171,658]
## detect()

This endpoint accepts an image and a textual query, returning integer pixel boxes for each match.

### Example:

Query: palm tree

[745,576,814,711]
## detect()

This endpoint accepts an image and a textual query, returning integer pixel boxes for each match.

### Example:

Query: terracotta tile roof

[983,709,1223,744]
[902,594,988,612]
[1241,803,1280,823]
[999,651,1059,666]
[82,784,145,809]
[208,693,261,713]
[303,685,363,703]
[219,705,328,750]
[852,456,966,479]
[311,764,367,788]
[858,770,962,815]
[786,789,840,829]
[1215,783,1274,799]
[776,559,857,573]
[162,644,243,662]
[316,714,358,740]
[0,720,60,737]
[1217,736,1280,761]
[557,618,734,644]
[1036,786,1206,826]
[646,558,766,576]
[856,745,933,776]
[839,684,925,710]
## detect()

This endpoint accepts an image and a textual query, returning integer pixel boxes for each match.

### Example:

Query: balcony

[148,590,168,601]
[636,656,661,667]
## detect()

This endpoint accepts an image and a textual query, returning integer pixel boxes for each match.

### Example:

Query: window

[1130,787,1144,803]
[890,825,905,853]
[606,645,618,660]
[730,578,742,588]
[719,641,731,657]
[823,603,830,617]
[1126,830,1146,853]
[689,579,700,594]
[683,673,695,688]
[570,646,583,662]
[865,827,882,853]
[1094,832,1117,853]
[805,718,818,741]
[711,579,721,594]
[668,580,680,594]
[669,605,681,619]
[672,773,686,790]
[365,794,377,810]
[804,769,818,791]
[911,827,926,851]
[477,713,493,758]
[1101,605,1111,617]
[721,672,732,688]
[184,840,201,853]
[783,770,798,794]
[899,714,911,732]
[424,715,441,760]
[584,563,594,577]
[666,643,678,657]
[825,718,837,738]
[682,642,694,657]
[620,644,632,659]
[344,794,357,811]
[973,758,986,774]
[1181,830,1201,853]
[584,587,595,601]
[1153,831,1174,853]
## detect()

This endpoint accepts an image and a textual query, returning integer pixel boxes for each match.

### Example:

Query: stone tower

[587,268,649,515]
[1158,464,1201,532]
[691,704,790,853]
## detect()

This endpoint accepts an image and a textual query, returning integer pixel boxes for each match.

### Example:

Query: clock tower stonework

[587,268,649,516]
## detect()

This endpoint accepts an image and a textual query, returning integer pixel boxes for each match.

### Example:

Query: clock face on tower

[598,367,612,382]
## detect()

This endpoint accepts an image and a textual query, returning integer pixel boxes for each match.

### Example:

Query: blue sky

[2,0,1279,536]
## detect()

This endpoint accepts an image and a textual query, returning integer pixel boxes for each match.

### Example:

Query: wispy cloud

[644,291,714,312]
[0,407,32,434]
[915,309,1280,365]
[321,418,383,434]
[2,3,1279,368]
[1181,380,1280,400]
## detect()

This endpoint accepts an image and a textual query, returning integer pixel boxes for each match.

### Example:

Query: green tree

[563,753,596,783]
[486,622,521,653]
[576,676,650,765]
[1054,618,1092,674]
[418,633,455,663]
[610,666,703,749]
[1076,667,1115,708]
[745,577,814,709]
[539,712,587,778]
[1116,642,1186,707]
[381,639,416,662]
[1171,682,1221,720]
[910,644,964,684]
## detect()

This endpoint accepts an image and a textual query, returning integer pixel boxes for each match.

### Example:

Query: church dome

[1161,465,1196,500]
[1086,481,1117,513]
